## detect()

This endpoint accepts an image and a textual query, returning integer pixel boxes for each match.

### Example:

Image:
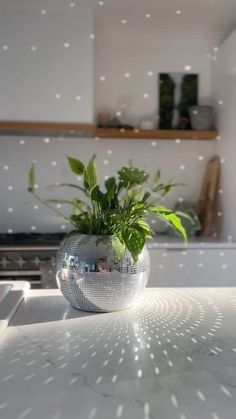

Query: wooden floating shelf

[0,121,218,140]
[0,121,95,137]
[95,128,218,140]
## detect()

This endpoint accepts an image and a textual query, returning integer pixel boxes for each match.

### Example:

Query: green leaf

[91,186,108,210]
[141,191,151,202]
[28,163,35,193]
[166,213,187,242]
[118,167,147,188]
[147,205,173,215]
[84,159,97,192]
[67,156,84,175]
[153,169,161,185]
[105,177,117,202]
[175,211,193,223]
[135,219,152,234]
[122,226,145,262]
[147,205,187,241]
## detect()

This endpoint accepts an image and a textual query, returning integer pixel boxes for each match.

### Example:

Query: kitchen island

[0,288,236,419]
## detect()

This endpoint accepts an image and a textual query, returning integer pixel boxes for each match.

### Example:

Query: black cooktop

[0,233,66,246]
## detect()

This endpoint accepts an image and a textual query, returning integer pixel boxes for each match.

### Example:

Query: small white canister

[140,120,155,130]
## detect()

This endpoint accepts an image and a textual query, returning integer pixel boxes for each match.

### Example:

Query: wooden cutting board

[197,155,220,234]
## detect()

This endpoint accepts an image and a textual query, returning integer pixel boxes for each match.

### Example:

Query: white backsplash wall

[0,4,94,122]
[0,6,223,234]
[95,22,221,126]
[0,136,215,233]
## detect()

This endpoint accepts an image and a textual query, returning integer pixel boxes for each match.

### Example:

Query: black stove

[0,233,65,288]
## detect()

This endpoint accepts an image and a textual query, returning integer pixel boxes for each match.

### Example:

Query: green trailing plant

[28,156,188,262]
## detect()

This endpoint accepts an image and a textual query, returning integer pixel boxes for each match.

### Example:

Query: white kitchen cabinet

[148,244,236,287]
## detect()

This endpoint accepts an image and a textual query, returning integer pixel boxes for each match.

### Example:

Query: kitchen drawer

[148,248,236,287]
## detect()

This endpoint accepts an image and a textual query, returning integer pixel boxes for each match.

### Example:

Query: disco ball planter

[56,234,150,312]
[28,154,187,312]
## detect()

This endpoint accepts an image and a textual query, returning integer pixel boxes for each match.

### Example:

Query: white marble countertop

[1,288,236,419]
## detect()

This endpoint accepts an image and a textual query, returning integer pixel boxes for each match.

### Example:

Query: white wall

[213,30,236,240]
[95,23,219,126]
[0,13,222,234]
[0,5,94,122]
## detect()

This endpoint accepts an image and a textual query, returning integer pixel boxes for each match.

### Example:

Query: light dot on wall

[31,226,36,231]
[76,95,82,101]
[33,205,39,210]
[175,139,181,144]
[184,65,192,71]
[51,161,57,166]
[19,140,25,145]
[7,229,13,234]
[175,10,182,15]
[121,19,127,24]
[55,93,61,99]
[116,111,122,117]
[100,76,106,82]
[61,225,66,230]
[124,72,131,78]
[44,138,50,143]
[64,42,70,48]
[178,197,184,203]
[90,34,95,40]
[2,45,9,51]
[7,186,13,191]
[3,165,9,170]
[56,204,62,209]
[151,141,157,147]
[31,46,37,51]
[147,71,154,76]
[218,100,224,105]
[217,212,222,217]
[145,13,151,18]
[69,2,75,7]
[107,150,112,154]
[180,165,186,170]
[104,175,109,180]
[213,46,219,52]
[98,1,104,5]
[198,155,204,161]
[143,93,149,99]
[216,135,221,141]
[103,160,109,165]
[41,9,47,15]
[219,189,223,194]
[8,208,13,213]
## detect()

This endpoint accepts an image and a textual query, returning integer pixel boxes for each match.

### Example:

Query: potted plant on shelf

[28,156,187,312]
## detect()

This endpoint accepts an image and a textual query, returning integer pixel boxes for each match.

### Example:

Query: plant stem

[31,192,68,219]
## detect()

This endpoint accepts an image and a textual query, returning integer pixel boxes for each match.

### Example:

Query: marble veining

[1,288,236,419]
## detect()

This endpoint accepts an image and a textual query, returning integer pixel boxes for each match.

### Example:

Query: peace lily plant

[28,155,187,262]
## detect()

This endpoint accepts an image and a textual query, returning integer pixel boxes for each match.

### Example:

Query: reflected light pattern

[0,288,236,418]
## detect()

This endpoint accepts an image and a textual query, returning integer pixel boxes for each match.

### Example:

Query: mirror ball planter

[56,234,150,312]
